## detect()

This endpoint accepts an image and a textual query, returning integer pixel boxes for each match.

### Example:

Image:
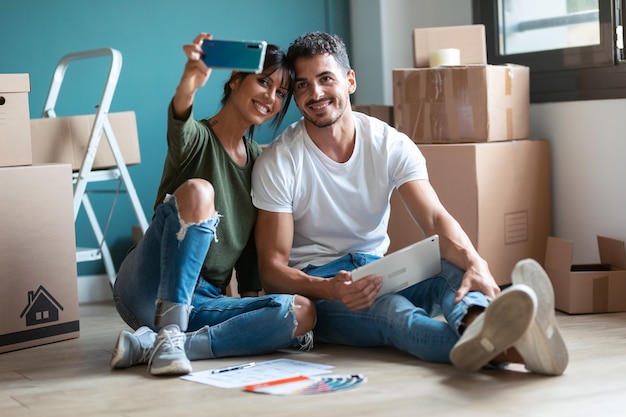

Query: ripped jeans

[113,195,303,359]
[303,254,490,363]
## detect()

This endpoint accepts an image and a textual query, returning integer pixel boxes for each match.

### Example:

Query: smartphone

[201,39,267,73]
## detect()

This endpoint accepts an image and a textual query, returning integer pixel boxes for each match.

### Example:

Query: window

[473,0,625,102]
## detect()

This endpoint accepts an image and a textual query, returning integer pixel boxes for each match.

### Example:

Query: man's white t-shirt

[251,112,428,270]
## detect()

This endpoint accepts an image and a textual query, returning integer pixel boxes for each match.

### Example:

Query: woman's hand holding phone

[173,33,213,120]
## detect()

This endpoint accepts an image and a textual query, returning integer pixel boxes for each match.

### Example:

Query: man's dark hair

[287,32,352,73]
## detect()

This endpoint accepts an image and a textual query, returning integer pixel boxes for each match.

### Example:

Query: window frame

[473,0,626,103]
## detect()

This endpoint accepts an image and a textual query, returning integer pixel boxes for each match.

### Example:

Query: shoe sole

[110,330,132,369]
[512,259,569,375]
[149,360,193,376]
[450,286,537,372]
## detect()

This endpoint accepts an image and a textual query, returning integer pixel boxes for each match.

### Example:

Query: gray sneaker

[297,330,314,351]
[148,324,192,376]
[512,258,569,376]
[110,326,156,369]
[450,284,537,372]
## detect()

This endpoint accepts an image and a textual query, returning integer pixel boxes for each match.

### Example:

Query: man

[252,31,568,375]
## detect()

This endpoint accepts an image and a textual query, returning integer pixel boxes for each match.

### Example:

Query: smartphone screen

[201,39,267,73]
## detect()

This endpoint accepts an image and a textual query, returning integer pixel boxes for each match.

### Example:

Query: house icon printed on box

[20,285,64,326]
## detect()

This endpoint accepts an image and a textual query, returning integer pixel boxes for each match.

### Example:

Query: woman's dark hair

[220,44,292,139]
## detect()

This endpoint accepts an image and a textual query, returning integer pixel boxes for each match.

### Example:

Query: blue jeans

[302,253,489,363]
[113,195,302,359]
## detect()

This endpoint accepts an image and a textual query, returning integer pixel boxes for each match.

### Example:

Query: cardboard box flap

[0,73,30,93]
[598,236,626,270]
[545,236,574,272]
[413,24,487,68]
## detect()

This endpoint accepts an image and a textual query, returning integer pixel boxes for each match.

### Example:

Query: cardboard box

[30,111,141,171]
[393,65,530,143]
[353,105,395,127]
[413,24,487,68]
[0,74,33,167]
[387,139,551,285]
[0,164,79,353]
[544,236,626,314]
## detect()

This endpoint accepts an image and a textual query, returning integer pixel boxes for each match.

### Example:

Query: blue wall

[1,0,351,274]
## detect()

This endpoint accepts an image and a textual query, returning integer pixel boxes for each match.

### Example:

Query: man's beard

[302,99,346,128]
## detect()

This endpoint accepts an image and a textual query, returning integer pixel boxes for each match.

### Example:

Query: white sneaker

[511,259,569,376]
[148,324,192,376]
[450,285,537,372]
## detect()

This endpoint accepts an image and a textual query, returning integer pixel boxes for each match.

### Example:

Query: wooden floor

[1,302,626,417]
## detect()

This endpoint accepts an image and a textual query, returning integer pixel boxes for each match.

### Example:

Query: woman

[110,33,316,376]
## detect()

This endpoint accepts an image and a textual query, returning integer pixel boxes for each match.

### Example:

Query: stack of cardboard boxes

[357,25,551,286]
[0,67,143,353]
[357,25,626,314]
[0,73,80,353]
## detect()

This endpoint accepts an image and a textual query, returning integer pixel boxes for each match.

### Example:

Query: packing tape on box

[428,48,461,67]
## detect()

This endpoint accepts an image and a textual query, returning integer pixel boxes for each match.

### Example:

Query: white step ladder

[40,48,149,287]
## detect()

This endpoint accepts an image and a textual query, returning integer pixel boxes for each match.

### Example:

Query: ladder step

[73,168,121,184]
[76,247,103,262]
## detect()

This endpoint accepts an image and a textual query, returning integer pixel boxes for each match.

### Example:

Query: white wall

[530,100,626,262]
[350,0,472,104]
[349,0,385,104]
[350,0,626,263]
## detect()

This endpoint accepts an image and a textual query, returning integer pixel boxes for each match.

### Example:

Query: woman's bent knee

[173,179,216,222]
[293,295,316,336]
